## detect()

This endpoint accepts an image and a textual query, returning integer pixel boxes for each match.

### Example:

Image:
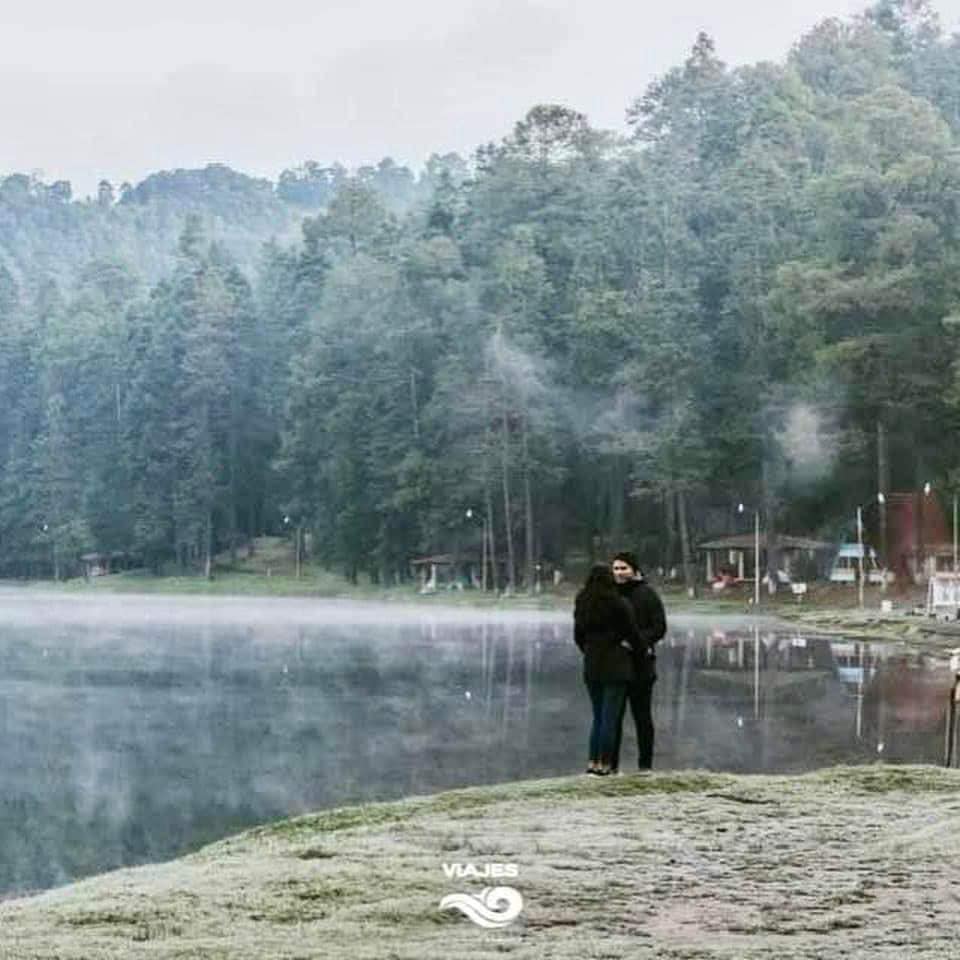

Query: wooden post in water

[945,678,959,768]
[945,650,960,767]
[753,626,760,720]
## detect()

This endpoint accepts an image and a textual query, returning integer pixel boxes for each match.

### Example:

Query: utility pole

[754,509,761,607]
[739,501,761,607]
[878,492,887,592]
[481,513,489,592]
[878,421,889,589]
[857,505,865,610]
[953,494,957,573]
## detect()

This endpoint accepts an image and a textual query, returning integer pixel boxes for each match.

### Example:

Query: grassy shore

[0,539,884,610]
[2,765,959,958]
[24,536,568,609]
[37,575,960,652]
[14,537,960,649]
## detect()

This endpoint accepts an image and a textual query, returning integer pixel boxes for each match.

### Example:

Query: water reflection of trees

[0,617,557,898]
[653,629,949,774]
[0,616,952,900]
[860,651,948,764]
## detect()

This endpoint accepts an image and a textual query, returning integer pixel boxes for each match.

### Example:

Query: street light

[856,504,865,610]
[919,482,933,583]
[953,491,958,574]
[877,492,887,592]
[855,494,888,608]
[465,508,489,592]
[283,514,302,579]
[738,502,761,608]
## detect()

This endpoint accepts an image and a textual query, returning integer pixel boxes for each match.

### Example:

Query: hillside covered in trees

[1,0,959,589]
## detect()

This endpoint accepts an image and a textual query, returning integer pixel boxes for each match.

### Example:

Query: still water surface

[0,591,950,897]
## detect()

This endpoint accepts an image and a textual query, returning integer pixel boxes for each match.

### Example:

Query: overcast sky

[4,0,960,196]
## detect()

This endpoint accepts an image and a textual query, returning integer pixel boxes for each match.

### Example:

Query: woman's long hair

[575,563,620,627]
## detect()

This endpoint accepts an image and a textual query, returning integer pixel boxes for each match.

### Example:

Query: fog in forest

[4,0,960,913]
[5,3,960,588]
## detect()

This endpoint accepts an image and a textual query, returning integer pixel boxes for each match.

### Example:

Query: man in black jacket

[610,550,667,771]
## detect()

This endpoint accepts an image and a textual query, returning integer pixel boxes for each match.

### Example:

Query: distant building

[79,551,131,578]
[880,492,953,583]
[828,544,885,585]
[698,534,831,584]
[409,553,489,592]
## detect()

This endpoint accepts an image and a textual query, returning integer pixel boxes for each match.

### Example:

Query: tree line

[1,0,960,589]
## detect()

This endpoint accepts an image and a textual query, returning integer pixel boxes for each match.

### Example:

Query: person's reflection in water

[573,564,642,777]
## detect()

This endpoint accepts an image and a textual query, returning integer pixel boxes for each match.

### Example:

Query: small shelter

[79,551,130,579]
[409,554,487,592]
[698,534,831,584]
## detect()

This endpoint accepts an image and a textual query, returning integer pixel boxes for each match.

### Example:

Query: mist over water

[0,593,949,898]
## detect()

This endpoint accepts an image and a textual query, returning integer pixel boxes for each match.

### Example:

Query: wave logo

[439,885,524,928]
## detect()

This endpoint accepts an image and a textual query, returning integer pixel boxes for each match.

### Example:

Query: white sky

[3,0,960,196]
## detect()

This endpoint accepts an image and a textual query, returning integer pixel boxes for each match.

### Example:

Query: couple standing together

[574,551,667,776]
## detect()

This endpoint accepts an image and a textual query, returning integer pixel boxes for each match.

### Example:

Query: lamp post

[857,505,865,610]
[39,522,52,580]
[855,493,889,607]
[284,514,302,579]
[918,481,932,583]
[465,508,488,591]
[953,492,958,575]
[877,492,887,592]
[738,502,761,608]
[944,486,960,621]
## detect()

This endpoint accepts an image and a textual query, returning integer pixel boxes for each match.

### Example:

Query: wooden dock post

[945,649,960,767]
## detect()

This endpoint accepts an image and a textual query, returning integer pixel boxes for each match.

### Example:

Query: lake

[0,590,951,898]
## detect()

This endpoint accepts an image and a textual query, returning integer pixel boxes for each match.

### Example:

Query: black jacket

[617,578,667,673]
[574,591,641,685]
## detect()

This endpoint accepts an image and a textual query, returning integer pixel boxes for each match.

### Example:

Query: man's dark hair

[612,551,641,575]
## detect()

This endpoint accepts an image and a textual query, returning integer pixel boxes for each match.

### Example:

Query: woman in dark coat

[574,564,642,776]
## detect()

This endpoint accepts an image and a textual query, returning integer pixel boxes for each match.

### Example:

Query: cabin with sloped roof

[698,533,832,584]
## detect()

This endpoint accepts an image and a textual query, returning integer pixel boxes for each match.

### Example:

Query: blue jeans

[585,680,628,765]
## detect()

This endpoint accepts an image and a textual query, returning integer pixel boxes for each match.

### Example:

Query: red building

[882,491,953,583]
